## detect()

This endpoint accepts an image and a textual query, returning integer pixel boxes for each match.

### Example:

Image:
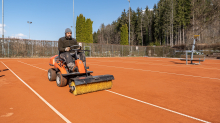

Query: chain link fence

[1,38,218,58]
[81,43,145,57]
[0,38,58,58]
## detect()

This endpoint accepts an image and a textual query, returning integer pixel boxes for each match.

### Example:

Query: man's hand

[77,46,82,50]
[77,46,82,51]
[65,47,71,51]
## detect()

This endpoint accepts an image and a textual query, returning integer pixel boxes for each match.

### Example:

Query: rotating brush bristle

[70,81,113,95]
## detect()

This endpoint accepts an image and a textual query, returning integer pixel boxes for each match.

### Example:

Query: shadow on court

[170,61,185,64]
[0,69,9,77]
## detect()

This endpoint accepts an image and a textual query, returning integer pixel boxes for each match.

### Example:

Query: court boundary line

[89,59,220,71]
[1,61,71,123]
[17,60,210,123]
[89,63,220,81]
[106,90,210,123]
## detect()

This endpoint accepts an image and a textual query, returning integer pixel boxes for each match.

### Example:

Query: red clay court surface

[0,57,220,123]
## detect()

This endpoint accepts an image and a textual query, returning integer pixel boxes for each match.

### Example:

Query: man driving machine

[58,28,86,72]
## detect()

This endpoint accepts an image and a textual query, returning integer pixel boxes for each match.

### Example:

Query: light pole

[128,0,130,52]
[73,0,75,38]
[27,21,33,56]
[2,0,4,55]
[27,21,32,39]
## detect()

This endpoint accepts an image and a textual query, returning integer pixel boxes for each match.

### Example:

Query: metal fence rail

[1,38,210,58]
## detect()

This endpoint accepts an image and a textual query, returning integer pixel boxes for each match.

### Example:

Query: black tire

[48,68,56,81]
[56,72,67,87]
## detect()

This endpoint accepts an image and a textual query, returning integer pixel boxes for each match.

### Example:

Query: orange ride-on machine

[48,45,114,95]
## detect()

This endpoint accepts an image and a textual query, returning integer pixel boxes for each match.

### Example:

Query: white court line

[18,61,47,71]
[90,60,220,71]
[89,63,220,81]
[106,90,210,123]
[18,61,211,123]
[1,61,71,123]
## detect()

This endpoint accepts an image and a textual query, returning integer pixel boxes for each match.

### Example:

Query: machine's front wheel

[56,72,67,87]
[48,68,56,81]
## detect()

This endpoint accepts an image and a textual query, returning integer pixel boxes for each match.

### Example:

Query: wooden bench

[213,53,220,56]
[180,54,205,65]
[213,53,220,59]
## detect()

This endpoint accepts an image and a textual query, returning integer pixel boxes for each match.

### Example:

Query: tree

[143,6,150,45]
[93,0,220,46]
[76,14,86,42]
[76,14,93,43]
[120,24,128,45]
[93,31,98,43]
[153,4,160,45]
[85,18,93,43]
[136,7,143,46]
[130,8,137,45]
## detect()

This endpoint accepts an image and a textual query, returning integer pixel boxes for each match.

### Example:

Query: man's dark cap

[65,28,72,33]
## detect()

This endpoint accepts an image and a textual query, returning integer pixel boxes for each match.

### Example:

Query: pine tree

[120,9,128,27]
[120,24,128,45]
[85,19,89,43]
[153,4,160,45]
[85,18,93,43]
[82,16,86,42]
[93,32,98,43]
[143,6,150,45]
[136,7,143,46]
[76,16,80,41]
[76,14,86,42]
[131,9,137,45]
[76,14,93,43]
[93,0,220,46]
[182,0,191,44]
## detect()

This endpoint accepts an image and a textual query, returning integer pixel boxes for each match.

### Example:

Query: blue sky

[0,0,158,41]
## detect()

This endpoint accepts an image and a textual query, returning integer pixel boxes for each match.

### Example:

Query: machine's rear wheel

[56,72,67,87]
[48,68,56,81]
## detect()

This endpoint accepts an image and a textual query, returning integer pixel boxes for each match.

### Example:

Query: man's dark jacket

[58,37,78,53]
